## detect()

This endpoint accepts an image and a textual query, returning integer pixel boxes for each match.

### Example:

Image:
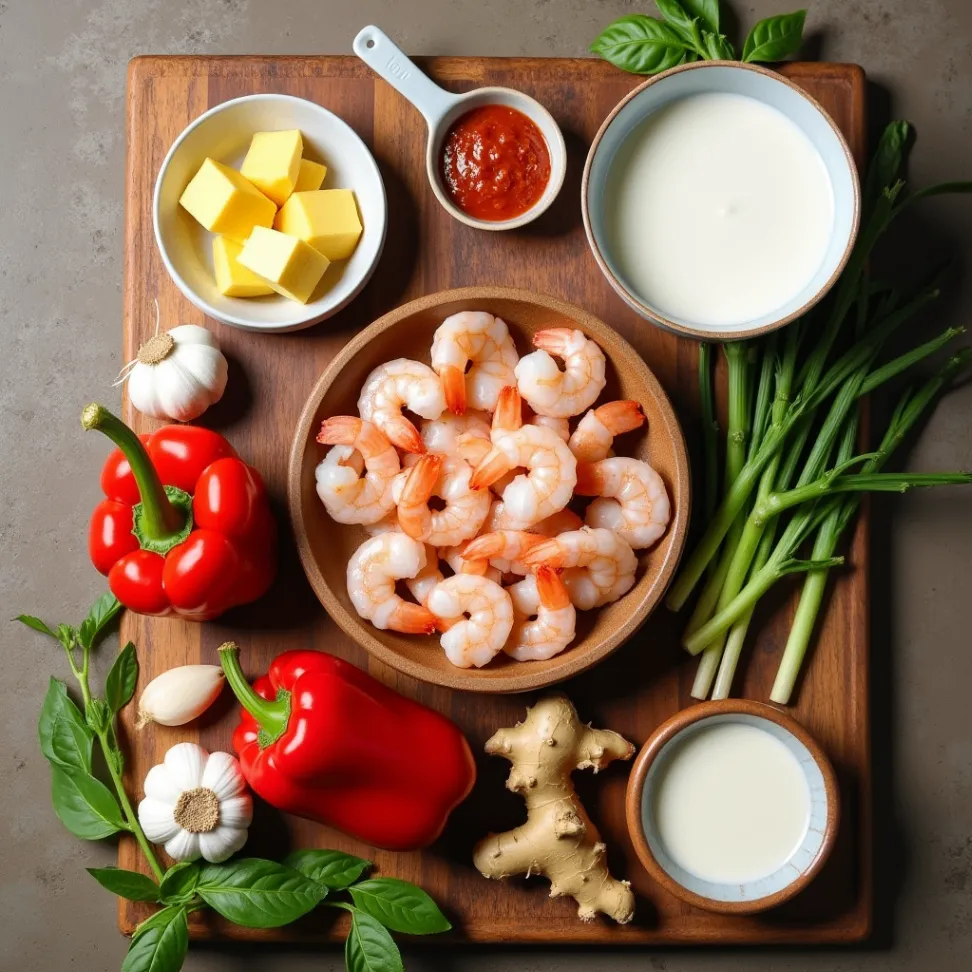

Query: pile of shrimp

[314,310,672,669]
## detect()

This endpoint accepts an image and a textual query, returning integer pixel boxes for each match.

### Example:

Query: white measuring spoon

[353,25,566,230]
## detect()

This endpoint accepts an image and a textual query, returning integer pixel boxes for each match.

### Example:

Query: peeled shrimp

[528,413,570,442]
[504,566,576,661]
[346,533,437,633]
[523,526,637,610]
[576,458,671,549]
[514,328,606,418]
[357,358,446,453]
[405,544,444,606]
[470,425,577,528]
[315,417,399,525]
[440,540,503,583]
[393,454,491,546]
[462,530,547,576]
[426,574,514,668]
[568,401,646,463]
[431,312,519,414]
[420,410,491,456]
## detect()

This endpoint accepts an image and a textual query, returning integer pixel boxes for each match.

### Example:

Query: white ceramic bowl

[154,94,387,333]
[583,61,860,341]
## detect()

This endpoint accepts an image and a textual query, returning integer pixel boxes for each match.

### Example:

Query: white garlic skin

[136,664,225,729]
[128,324,228,422]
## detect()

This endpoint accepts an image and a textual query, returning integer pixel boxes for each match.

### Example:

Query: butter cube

[294,158,327,192]
[179,158,276,241]
[240,130,303,206]
[274,189,362,261]
[238,227,330,304]
[213,236,274,298]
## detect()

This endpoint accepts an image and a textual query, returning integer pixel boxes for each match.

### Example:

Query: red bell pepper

[218,643,476,851]
[83,404,276,621]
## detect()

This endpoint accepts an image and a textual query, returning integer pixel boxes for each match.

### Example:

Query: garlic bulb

[138,743,252,863]
[126,324,228,422]
[136,664,225,729]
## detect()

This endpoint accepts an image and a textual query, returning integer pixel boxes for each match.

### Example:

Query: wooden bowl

[625,700,840,914]
[288,286,690,692]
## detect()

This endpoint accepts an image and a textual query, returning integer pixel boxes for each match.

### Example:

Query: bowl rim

[624,698,840,914]
[152,92,387,333]
[287,285,691,693]
[581,60,861,342]
[423,86,568,232]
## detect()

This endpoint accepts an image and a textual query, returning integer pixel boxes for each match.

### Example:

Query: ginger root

[472,695,636,924]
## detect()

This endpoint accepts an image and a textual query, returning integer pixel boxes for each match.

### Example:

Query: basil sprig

[591,1,808,75]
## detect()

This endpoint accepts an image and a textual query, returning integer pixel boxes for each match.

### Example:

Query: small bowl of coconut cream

[583,61,860,340]
[625,700,839,913]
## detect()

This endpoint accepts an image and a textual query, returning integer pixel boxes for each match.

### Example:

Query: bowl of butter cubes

[154,93,387,332]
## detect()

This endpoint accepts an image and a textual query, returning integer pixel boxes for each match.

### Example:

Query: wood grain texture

[119,55,868,945]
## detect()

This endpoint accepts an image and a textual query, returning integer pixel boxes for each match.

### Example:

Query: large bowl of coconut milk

[583,62,859,340]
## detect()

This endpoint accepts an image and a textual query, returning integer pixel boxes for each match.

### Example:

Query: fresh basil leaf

[78,593,123,650]
[590,14,689,75]
[159,862,200,905]
[87,866,160,902]
[701,31,735,60]
[85,697,111,734]
[15,614,56,638]
[741,10,806,62]
[654,0,701,47]
[196,859,323,928]
[50,765,126,840]
[106,641,138,713]
[863,121,912,215]
[123,906,188,972]
[39,678,93,773]
[345,910,403,972]
[348,878,451,935]
[283,849,370,890]
[679,0,720,33]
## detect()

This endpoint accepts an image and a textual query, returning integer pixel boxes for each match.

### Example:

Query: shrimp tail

[522,538,566,569]
[383,414,427,454]
[492,385,523,433]
[535,564,572,610]
[439,364,467,415]
[455,431,492,466]
[574,461,604,496]
[597,400,646,435]
[470,447,514,490]
[532,327,574,354]
[388,601,439,635]
[397,455,442,539]
[316,415,363,445]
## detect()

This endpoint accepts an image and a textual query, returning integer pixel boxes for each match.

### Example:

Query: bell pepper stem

[218,643,290,746]
[81,403,184,540]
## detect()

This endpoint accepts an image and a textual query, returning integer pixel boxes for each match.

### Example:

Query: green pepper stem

[218,643,290,745]
[81,403,183,540]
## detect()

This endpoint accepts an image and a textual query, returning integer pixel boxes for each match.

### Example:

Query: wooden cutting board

[119,55,869,945]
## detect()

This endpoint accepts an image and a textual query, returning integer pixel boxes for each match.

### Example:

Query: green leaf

[345,910,404,972]
[159,862,200,905]
[106,641,139,713]
[87,866,160,902]
[863,121,912,214]
[15,614,56,638]
[701,30,735,59]
[38,678,93,773]
[901,181,972,210]
[55,623,76,651]
[348,878,451,935]
[196,859,323,928]
[123,906,188,972]
[654,0,701,46]
[77,592,123,650]
[85,697,111,734]
[590,14,689,75]
[50,765,126,840]
[283,849,370,890]
[679,0,720,33]
[741,10,806,62]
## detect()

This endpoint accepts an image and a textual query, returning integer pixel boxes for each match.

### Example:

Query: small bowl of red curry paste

[354,26,566,231]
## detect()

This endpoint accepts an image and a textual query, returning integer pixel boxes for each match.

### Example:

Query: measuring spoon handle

[353,25,458,131]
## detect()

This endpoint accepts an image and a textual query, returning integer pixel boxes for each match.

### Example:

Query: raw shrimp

[346,533,437,633]
[576,458,671,549]
[315,417,400,525]
[568,401,646,463]
[523,526,637,610]
[357,358,446,453]
[514,328,606,418]
[469,424,577,528]
[426,574,514,668]
[420,410,491,456]
[462,530,547,576]
[504,566,576,662]
[430,312,519,414]
[393,454,492,546]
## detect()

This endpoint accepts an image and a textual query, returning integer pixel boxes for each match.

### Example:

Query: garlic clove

[166,829,202,863]
[143,762,184,803]
[199,824,249,863]
[138,796,181,843]
[156,357,208,423]
[201,750,248,801]
[217,794,254,829]
[164,742,209,790]
[137,664,226,729]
